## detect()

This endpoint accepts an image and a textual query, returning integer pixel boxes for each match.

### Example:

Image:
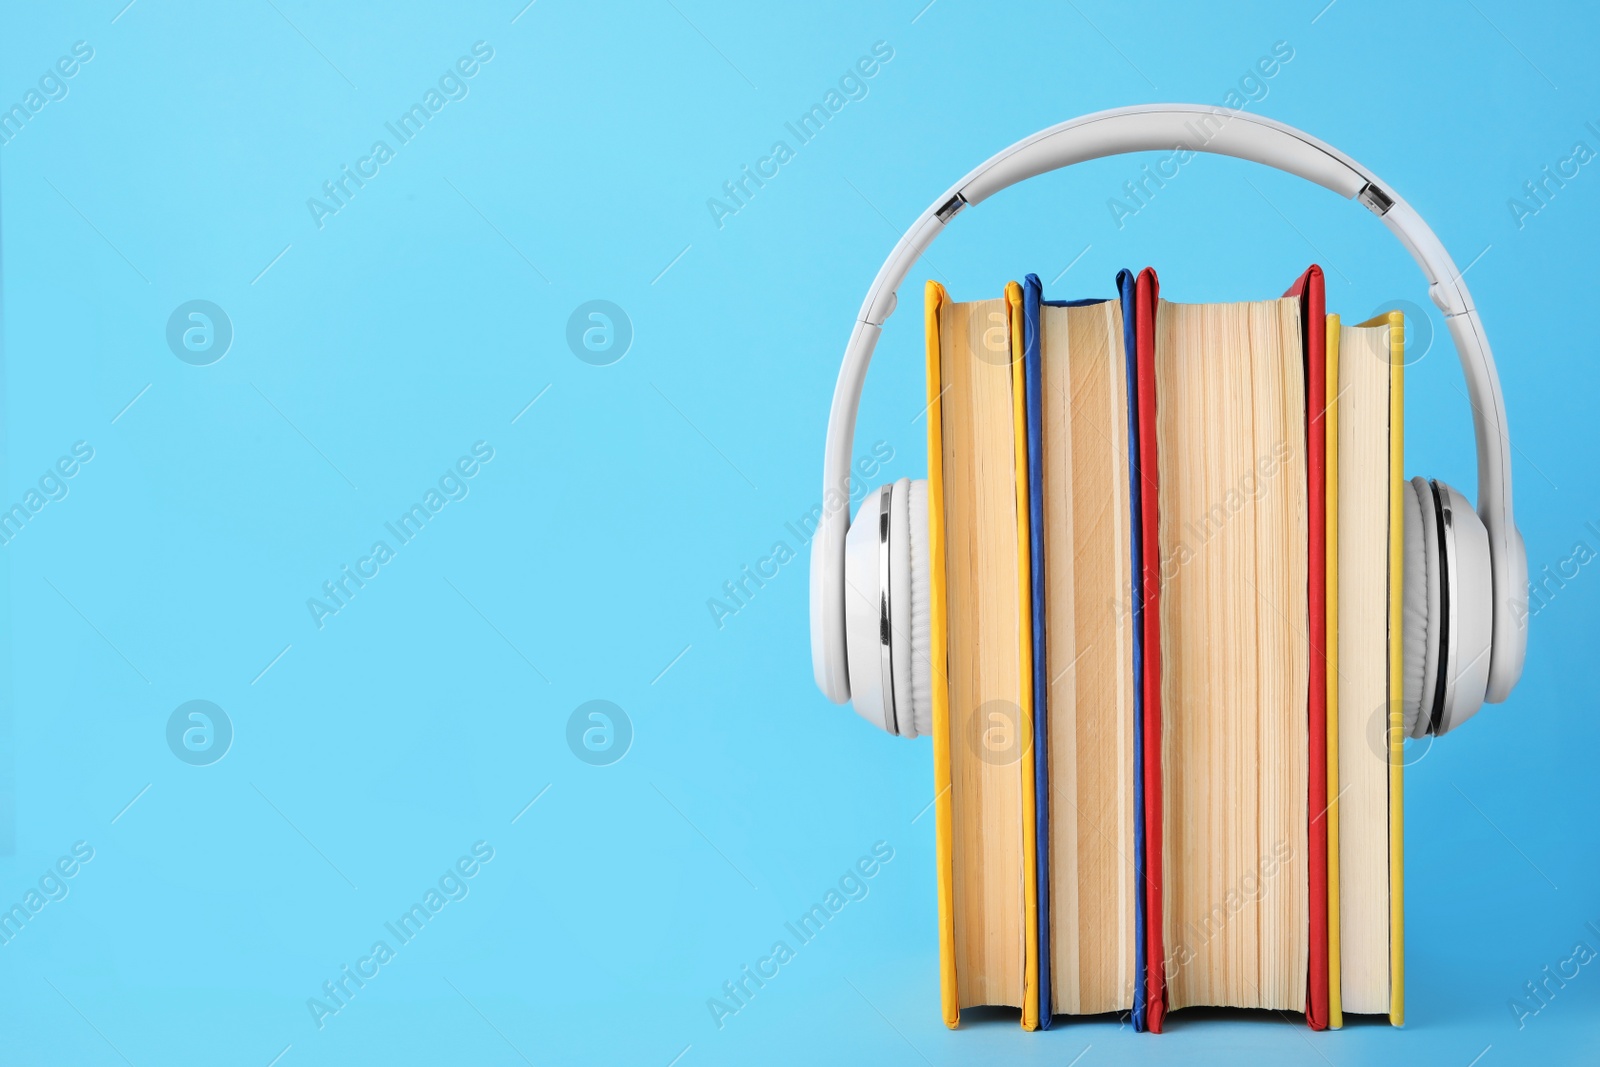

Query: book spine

[1021,276,1054,1030]
[1326,315,1345,1030]
[1008,281,1042,1032]
[1134,268,1167,1034]
[1118,268,1149,1034]
[1387,312,1406,1027]
[1298,268,1331,1031]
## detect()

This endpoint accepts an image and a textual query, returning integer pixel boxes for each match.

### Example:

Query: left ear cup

[842,478,930,737]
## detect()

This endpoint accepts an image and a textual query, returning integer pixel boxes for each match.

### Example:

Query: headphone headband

[811,104,1525,707]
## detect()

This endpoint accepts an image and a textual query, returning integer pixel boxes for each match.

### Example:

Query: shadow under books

[956,1006,1418,1032]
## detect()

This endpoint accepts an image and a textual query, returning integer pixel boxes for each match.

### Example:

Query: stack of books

[924,265,1403,1032]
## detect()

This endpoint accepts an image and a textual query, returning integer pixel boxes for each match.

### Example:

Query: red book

[1133,268,1166,1033]
[1136,267,1327,1033]
[1286,266,1330,1031]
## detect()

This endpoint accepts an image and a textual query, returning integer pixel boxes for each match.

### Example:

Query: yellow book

[1326,315,1344,1029]
[1381,310,1405,1028]
[1328,310,1404,1026]
[924,280,1039,1029]
[925,281,959,1029]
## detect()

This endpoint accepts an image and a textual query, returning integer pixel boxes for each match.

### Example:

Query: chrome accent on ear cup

[1433,480,1494,734]
[1403,477,1441,738]
[1426,480,1453,736]
[876,484,898,737]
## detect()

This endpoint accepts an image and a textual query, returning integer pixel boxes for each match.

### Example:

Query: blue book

[1021,271,1146,1030]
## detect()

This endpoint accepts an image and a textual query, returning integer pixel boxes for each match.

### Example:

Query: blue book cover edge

[1024,273,1142,1029]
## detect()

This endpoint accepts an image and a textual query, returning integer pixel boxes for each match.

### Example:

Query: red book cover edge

[1286,266,1330,1031]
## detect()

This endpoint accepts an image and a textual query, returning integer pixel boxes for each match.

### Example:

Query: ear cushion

[887,478,914,737]
[1435,481,1494,734]
[1401,477,1441,738]
[906,479,932,738]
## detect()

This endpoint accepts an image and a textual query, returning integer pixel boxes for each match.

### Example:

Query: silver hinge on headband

[1357,182,1394,216]
[935,194,967,223]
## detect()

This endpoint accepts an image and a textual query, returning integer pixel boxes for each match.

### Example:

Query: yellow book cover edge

[924,280,959,1030]
[1391,313,1406,1027]
[1357,310,1405,1026]
[1387,310,1407,1028]
[1007,281,1042,1031]
[1325,314,1343,1029]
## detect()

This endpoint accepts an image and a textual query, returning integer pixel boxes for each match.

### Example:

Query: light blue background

[1,1,1596,1064]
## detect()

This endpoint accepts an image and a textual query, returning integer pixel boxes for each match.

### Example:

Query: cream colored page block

[1041,301,1137,1014]
[940,297,1025,1009]
[1336,323,1392,1015]
[1156,299,1308,1012]
[1040,302,1082,1013]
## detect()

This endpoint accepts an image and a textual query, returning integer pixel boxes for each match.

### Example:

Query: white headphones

[810,104,1527,741]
